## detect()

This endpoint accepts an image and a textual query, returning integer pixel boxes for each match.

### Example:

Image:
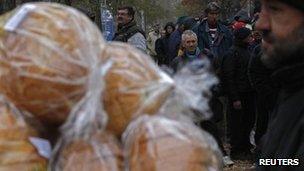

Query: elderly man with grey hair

[170,30,206,72]
[170,30,234,167]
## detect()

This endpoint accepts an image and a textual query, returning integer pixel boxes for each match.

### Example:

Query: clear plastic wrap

[101,42,174,137]
[0,2,105,125]
[160,58,218,122]
[122,59,222,171]
[123,115,222,171]
[50,62,123,171]
[0,95,48,171]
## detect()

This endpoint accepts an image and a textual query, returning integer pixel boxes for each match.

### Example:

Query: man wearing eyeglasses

[113,6,146,52]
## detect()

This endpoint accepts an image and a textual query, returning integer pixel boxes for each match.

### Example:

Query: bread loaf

[0,96,47,171]
[123,115,222,171]
[101,43,174,136]
[56,131,123,171]
[0,3,105,125]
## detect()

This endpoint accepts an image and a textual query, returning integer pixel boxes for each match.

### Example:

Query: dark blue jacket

[192,20,233,70]
[167,29,183,64]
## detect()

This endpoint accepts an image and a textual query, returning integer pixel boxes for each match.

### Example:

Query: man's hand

[233,100,242,110]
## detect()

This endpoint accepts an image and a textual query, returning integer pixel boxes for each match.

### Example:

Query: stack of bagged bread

[0,3,174,136]
[0,95,47,171]
[0,2,222,171]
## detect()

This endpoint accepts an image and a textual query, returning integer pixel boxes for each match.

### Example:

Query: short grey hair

[182,30,197,42]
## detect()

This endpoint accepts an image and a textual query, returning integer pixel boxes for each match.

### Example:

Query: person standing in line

[155,22,175,66]
[113,6,146,52]
[222,27,256,159]
[170,30,234,167]
[147,24,161,62]
[255,0,304,170]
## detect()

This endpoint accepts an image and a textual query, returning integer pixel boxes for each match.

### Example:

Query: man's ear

[127,15,133,22]
[180,25,185,31]
[181,42,186,49]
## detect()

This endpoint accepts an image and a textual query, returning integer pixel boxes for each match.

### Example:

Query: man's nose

[256,5,271,32]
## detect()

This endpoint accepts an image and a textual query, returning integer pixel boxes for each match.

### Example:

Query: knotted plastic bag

[50,62,123,171]
[160,58,219,122]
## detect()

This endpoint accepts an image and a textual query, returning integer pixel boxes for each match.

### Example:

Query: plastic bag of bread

[123,115,222,171]
[50,63,123,171]
[160,58,218,122]
[0,2,105,125]
[0,95,48,171]
[101,42,174,136]
[122,59,222,171]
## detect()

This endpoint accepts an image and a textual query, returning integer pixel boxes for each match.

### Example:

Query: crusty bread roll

[0,3,105,125]
[123,115,222,171]
[56,131,123,171]
[0,97,47,171]
[101,43,174,136]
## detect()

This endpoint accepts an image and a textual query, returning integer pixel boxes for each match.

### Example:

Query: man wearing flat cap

[256,0,304,170]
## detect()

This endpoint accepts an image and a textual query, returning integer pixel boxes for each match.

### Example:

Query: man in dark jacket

[192,2,233,72]
[256,0,304,170]
[113,6,146,51]
[170,30,207,72]
[155,22,175,66]
[171,29,234,166]
[222,27,256,159]
[167,17,197,65]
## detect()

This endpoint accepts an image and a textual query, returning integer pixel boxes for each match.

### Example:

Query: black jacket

[257,63,304,171]
[155,36,170,66]
[170,49,208,73]
[222,42,253,101]
[248,45,278,110]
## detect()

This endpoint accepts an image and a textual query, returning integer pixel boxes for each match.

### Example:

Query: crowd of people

[111,0,304,170]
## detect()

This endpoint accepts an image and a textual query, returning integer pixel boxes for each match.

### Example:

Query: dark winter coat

[192,19,233,70]
[222,41,254,102]
[257,62,304,171]
[248,45,278,110]
[170,48,207,73]
[155,35,170,66]
[167,29,183,64]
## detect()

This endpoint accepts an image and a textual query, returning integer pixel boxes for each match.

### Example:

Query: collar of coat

[272,62,304,92]
[117,19,137,34]
[200,20,228,34]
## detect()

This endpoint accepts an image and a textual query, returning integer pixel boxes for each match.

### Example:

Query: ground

[224,160,254,171]
[223,142,256,171]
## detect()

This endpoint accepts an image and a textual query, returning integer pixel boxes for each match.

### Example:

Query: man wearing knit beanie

[279,0,304,12]
[256,0,304,170]
[221,27,256,161]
